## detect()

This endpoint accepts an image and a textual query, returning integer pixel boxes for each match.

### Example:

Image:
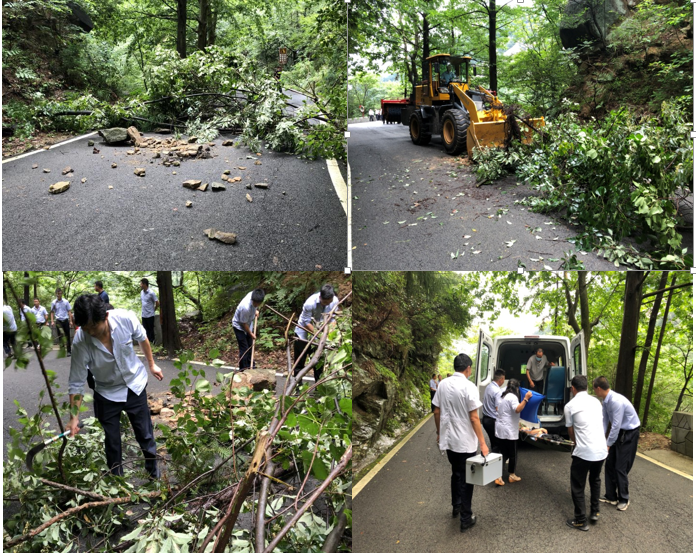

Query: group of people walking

[433,354,641,533]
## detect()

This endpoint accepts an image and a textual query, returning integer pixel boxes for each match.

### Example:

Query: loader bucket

[467,117,545,158]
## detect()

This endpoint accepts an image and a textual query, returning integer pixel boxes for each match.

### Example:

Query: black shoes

[452,506,460,518]
[589,512,599,523]
[566,518,589,531]
[460,516,477,532]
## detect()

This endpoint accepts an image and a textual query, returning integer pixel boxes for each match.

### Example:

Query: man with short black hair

[433,353,489,532]
[526,347,556,394]
[67,294,163,478]
[17,299,30,322]
[232,288,266,371]
[30,297,49,327]
[293,284,339,381]
[94,281,110,305]
[565,375,607,531]
[139,278,159,343]
[593,376,641,512]
[51,289,74,356]
[482,368,505,463]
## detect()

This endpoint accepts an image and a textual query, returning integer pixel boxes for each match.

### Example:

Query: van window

[573,344,582,375]
[480,343,490,382]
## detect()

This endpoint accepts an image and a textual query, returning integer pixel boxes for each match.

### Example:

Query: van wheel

[410,112,431,146]
[441,109,469,155]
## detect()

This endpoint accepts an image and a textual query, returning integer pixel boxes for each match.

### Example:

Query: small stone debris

[254,183,269,189]
[93,147,100,154]
[43,168,51,173]
[238,166,247,170]
[229,176,242,183]
[134,167,146,177]
[223,169,231,175]
[186,201,193,208]
[81,178,87,184]
[222,140,235,146]
[183,179,202,190]
[62,166,73,175]
[99,127,129,144]
[88,140,95,146]
[246,193,253,202]
[154,128,170,134]
[212,182,226,191]
[204,228,237,244]
[188,136,198,143]
[49,181,70,194]
[153,152,161,159]
[255,161,262,165]
[198,182,209,192]
[108,185,114,189]
[127,126,144,147]
[246,184,252,190]
[32,164,38,169]
[111,163,118,169]
[172,160,181,167]
[127,150,135,155]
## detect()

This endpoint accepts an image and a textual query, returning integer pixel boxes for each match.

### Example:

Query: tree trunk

[614,272,645,398]
[421,12,430,84]
[488,0,497,91]
[642,274,677,428]
[156,271,182,357]
[23,271,30,303]
[633,271,669,413]
[177,0,187,58]
[207,2,217,46]
[197,0,209,51]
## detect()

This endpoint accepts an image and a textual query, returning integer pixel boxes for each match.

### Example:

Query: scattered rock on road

[62,166,73,175]
[186,200,193,208]
[43,168,50,173]
[183,179,202,190]
[254,183,269,189]
[246,193,253,202]
[127,126,144,146]
[197,182,208,192]
[188,136,198,143]
[81,178,87,183]
[223,169,231,175]
[88,140,95,146]
[99,127,129,144]
[204,228,237,244]
[49,181,70,194]
[32,164,38,169]
[134,167,146,177]
[111,163,118,168]
[222,140,234,146]
[212,182,226,191]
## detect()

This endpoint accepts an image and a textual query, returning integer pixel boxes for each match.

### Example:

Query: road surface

[350,121,631,270]
[353,415,693,553]
[3,125,346,270]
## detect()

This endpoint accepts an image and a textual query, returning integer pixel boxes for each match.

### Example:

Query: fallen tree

[3,273,352,553]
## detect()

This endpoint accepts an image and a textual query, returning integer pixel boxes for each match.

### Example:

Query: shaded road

[353,415,693,553]
[3,128,346,270]
[350,121,626,270]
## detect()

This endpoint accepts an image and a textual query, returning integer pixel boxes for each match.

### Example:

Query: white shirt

[482,381,503,419]
[432,373,482,453]
[295,293,339,340]
[3,306,17,332]
[30,305,49,323]
[429,379,438,391]
[68,309,148,402]
[18,306,30,321]
[140,289,158,318]
[564,391,607,462]
[232,291,256,332]
[495,392,522,440]
[51,298,71,320]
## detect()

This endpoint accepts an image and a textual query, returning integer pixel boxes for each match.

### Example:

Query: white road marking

[326,158,347,215]
[2,131,99,164]
[347,162,352,268]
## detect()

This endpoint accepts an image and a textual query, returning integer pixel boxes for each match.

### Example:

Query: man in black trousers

[564,375,607,531]
[67,294,163,478]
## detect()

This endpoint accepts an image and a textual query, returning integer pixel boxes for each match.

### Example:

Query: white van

[474,329,587,435]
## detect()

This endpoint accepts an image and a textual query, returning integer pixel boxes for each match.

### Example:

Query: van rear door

[476,329,494,400]
[569,330,587,385]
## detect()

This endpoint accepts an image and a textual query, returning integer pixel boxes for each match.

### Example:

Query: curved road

[353,414,693,553]
[350,121,629,271]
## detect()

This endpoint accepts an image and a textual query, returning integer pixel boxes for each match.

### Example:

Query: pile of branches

[3,274,352,553]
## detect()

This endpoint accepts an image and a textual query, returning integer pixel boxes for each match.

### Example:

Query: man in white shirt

[3,302,18,357]
[433,353,489,532]
[51,288,74,356]
[482,368,505,455]
[429,374,438,412]
[232,289,265,371]
[30,297,50,327]
[564,375,607,531]
[293,284,339,381]
[67,294,164,478]
[139,278,159,343]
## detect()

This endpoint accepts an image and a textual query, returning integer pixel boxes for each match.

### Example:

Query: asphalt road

[353,415,693,553]
[3,127,346,270]
[2,349,312,458]
[350,121,631,271]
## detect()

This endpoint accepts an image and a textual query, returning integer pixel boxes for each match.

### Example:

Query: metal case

[465,452,503,486]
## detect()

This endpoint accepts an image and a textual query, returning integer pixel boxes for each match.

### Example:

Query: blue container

[519,387,545,423]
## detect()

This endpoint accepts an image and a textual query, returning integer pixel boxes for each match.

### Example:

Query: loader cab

[474,329,587,435]
[425,54,471,100]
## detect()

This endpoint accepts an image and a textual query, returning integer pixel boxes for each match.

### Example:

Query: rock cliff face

[560,0,628,48]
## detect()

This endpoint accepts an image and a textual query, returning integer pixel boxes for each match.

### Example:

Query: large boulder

[99,127,129,144]
[560,0,627,49]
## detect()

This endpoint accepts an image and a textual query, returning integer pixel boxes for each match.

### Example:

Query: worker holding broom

[232,288,266,371]
[67,294,163,479]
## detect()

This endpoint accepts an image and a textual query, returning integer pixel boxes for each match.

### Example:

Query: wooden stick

[250,309,259,370]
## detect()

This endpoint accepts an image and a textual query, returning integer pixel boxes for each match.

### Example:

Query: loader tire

[409,112,431,146]
[441,109,469,155]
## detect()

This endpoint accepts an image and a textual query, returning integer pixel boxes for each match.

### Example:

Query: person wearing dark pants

[565,375,607,531]
[94,388,158,476]
[232,289,265,371]
[482,368,506,457]
[3,303,18,357]
[51,289,73,355]
[67,295,164,479]
[429,374,438,413]
[526,348,556,395]
[293,284,339,382]
[139,278,159,343]
[593,376,641,511]
[433,354,489,532]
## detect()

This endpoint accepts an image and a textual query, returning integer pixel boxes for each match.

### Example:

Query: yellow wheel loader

[400,54,545,157]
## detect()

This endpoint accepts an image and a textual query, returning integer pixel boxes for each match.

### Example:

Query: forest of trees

[2,271,352,552]
[2,0,347,159]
